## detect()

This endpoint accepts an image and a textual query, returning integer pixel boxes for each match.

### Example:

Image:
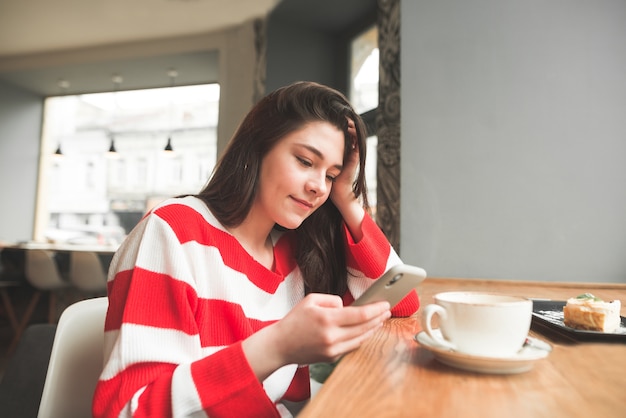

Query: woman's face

[255,121,345,230]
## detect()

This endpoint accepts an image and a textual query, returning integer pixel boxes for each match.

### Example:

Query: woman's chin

[275,217,307,231]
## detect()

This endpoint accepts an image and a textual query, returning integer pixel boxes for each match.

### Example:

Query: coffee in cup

[420,292,532,358]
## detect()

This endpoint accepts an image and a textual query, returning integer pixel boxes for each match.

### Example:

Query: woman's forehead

[283,122,344,154]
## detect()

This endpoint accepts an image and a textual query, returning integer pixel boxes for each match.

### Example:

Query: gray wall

[266,0,374,93]
[401,0,626,283]
[266,21,337,93]
[0,80,42,242]
[3,0,625,284]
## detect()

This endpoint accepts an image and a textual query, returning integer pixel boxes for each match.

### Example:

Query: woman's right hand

[242,293,391,382]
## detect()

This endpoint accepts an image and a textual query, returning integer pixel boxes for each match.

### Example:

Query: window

[349,25,379,213]
[36,84,220,244]
[349,25,379,115]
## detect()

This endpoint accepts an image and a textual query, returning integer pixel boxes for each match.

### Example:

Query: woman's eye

[326,175,337,183]
[297,157,312,167]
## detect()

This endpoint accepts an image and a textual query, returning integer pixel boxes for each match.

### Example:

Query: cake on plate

[563,293,621,332]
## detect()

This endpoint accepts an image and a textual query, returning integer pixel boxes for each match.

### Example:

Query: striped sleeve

[342,213,420,317]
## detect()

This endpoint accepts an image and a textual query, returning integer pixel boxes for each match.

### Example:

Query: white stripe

[346,266,380,300]
[171,363,208,418]
[127,386,146,417]
[263,364,298,402]
[154,196,228,234]
[108,196,216,280]
[108,219,146,282]
[101,323,202,380]
[183,241,304,320]
[347,251,403,299]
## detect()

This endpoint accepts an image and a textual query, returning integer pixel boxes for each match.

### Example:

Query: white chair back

[37,297,108,418]
[69,251,108,293]
[24,249,69,290]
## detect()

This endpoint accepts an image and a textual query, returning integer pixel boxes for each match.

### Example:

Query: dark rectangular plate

[531,300,626,342]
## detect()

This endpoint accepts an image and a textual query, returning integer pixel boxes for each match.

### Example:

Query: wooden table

[299,278,626,418]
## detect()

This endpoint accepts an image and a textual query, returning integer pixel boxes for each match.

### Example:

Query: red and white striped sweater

[92,196,419,418]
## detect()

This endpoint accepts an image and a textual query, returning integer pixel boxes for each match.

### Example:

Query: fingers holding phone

[271,294,391,365]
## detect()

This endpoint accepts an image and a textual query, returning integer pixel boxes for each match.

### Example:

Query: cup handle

[421,304,456,350]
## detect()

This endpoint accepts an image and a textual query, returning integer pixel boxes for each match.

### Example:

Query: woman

[93,81,419,417]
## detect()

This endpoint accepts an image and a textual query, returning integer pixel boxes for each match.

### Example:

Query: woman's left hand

[329,118,365,241]
[330,118,359,208]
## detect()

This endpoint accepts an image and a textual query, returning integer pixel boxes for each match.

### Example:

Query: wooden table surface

[299,277,626,418]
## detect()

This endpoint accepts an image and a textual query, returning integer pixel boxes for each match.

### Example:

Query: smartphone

[351,264,427,308]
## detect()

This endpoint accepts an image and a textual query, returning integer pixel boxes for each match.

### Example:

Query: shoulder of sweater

[149,196,224,228]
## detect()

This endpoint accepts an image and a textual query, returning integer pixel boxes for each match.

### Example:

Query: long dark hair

[197,81,369,295]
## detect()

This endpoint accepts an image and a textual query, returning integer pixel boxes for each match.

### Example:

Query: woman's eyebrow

[297,143,343,171]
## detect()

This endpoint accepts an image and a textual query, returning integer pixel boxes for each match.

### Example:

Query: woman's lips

[291,196,313,209]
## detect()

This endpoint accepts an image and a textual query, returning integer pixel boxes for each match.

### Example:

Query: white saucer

[414,330,551,374]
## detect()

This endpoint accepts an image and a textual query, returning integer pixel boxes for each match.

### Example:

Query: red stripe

[282,366,310,401]
[273,231,298,277]
[93,362,176,418]
[107,268,277,346]
[133,371,176,418]
[105,269,131,331]
[106,267,199,335]
[154,203,293,293]
[345,215,391,278]
[196,299,275,346]
[191,342,281,417]
[392,290,420,317]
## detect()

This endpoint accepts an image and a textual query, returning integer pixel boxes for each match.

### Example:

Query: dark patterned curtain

[376,0,401,252]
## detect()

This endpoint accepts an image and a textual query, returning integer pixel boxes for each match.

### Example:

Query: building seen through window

[37,84,220,245]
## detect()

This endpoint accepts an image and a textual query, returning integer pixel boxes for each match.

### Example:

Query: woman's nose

[307,172,328,195]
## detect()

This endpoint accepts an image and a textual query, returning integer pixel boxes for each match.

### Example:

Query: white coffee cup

[421,292,532,358]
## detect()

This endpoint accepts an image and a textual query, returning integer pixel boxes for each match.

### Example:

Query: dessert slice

[563,293,621,332]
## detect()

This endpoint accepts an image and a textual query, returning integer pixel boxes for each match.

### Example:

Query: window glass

[365,134,378,212]
[350,25,379,216]
[349,25,379,114]
[37,84,219,244]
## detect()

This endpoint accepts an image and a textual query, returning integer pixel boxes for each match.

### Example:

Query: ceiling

[0,0,280,56]
[0,0,281,96]
[0,0,373,96]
